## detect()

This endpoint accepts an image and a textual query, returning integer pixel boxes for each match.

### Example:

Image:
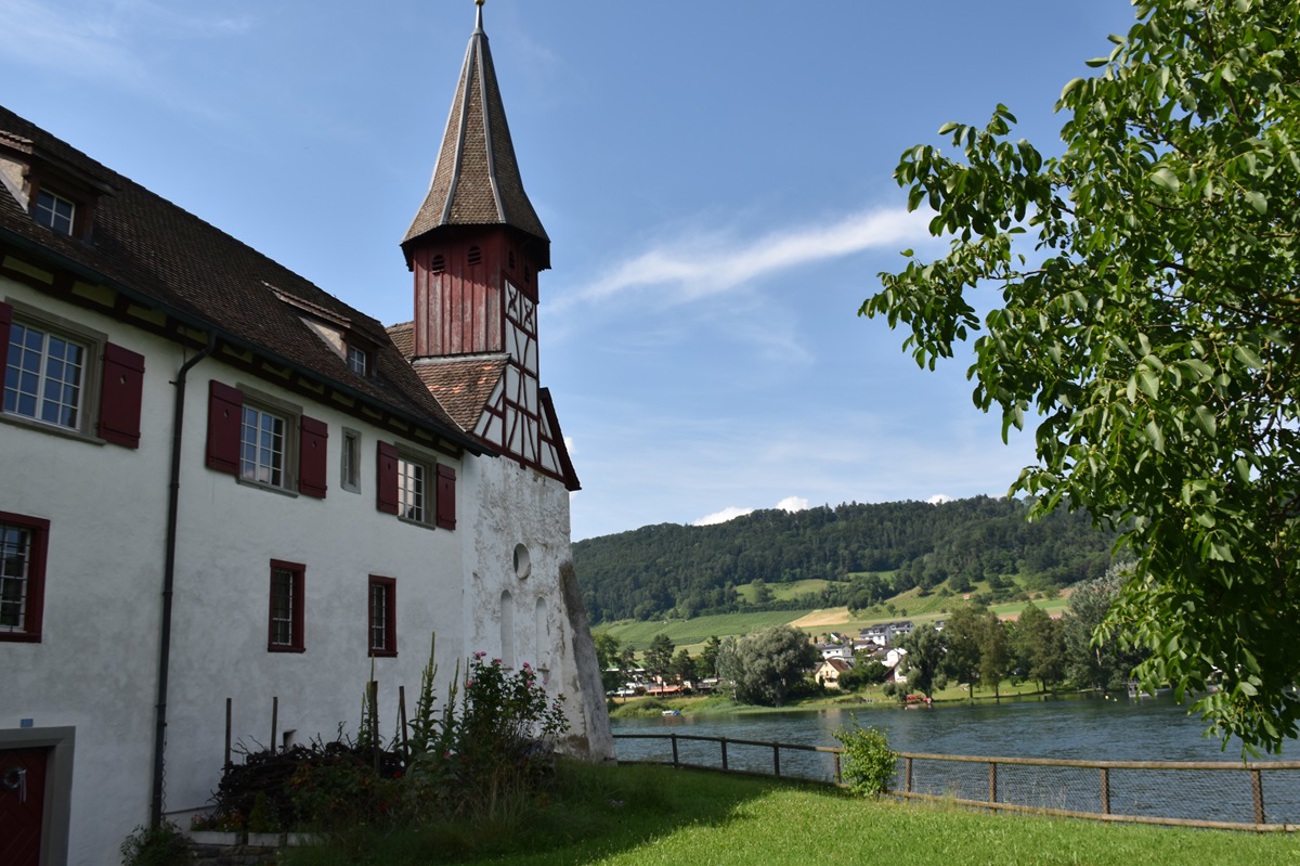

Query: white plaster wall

[460,455,613,759]
[161,365,470,818]
[1,275,477,862]
[1,278,177,866]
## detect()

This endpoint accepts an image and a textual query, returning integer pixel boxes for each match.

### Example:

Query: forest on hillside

[573,497,1117,624]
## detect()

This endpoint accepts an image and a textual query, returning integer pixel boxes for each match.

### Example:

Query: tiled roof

[409,353,507,431]
[0,105,478,450]
[401,9,549,265]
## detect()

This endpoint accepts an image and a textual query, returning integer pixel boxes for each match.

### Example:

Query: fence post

[224,698,232,769]
[1252,768,1266,825]
[905,756,913,793]
[1099,767,1110,815]
[721,738,729,772]
[833,752,842,785]
[988,761,997,806]
[671,733,679,768]
[773,744,781,778]
[271,696,279,754]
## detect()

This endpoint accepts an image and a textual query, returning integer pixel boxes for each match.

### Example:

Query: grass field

[598,581,1072,652]
[282,761,1300,866]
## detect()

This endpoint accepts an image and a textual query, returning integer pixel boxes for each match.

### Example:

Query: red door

[0,748,47,866]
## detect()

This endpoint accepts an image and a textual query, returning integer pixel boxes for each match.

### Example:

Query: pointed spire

[403,3,549,266]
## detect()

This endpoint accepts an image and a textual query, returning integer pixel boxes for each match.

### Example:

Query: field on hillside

[597,589,1073,652]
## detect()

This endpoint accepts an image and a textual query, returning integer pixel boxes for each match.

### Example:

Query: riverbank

[608,680,1085,720]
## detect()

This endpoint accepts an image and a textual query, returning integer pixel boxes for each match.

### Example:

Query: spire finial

[475,0,484,29]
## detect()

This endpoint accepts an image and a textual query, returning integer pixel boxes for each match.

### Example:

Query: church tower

[400,2,577,490]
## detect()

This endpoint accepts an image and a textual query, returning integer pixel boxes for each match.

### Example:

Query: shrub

[833,720,897,797]
[119,822,191,866]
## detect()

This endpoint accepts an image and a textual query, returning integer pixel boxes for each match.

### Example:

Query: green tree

[716,625,819,707]
[645,633,675,678]
[940,605,984,698]
[898,625,945,699]
[861,0,1300,751]
[978,611,1014,699]
[836,659,889,692]
[591,631,624,694]
[670,647,698,683]
[698,635,723,680]
[1063,564,1148,692]
[1014,601,1066,691]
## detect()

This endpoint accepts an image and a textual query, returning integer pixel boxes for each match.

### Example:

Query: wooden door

[0,747,47,866]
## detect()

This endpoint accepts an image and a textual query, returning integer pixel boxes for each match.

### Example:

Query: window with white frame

[0,512,49,643]
[241,403,287,487]
[33,190,76,236]
[368,575,396,657]
[397,456,429,523]
[268,560,305,652]
[346,345,368,376]
[4,318,87,430]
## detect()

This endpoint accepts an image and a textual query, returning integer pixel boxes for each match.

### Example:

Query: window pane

[2,320,85,431]
[241,406,286,486]
[0,525,31,631]
[271,567,294,646]
[398,459,426,522]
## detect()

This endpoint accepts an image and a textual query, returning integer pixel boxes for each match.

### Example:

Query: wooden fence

[612,732,1300,832]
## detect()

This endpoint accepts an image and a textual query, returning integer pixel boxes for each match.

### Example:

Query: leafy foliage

[862,0,1300,751]
[204,638,569,842]
[716,625,820,706]
[119,822,191,866]
[575,496,1115,622]
[833,721,898,797]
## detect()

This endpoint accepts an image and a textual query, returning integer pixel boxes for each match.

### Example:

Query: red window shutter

[298,415,328,498]
[0,302,11,388]
[376,441,399,514]
[206,380,243,475]
[436,464,457,530]
[97,342,145,448]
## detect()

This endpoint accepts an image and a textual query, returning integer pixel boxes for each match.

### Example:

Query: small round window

[513,544,531,580]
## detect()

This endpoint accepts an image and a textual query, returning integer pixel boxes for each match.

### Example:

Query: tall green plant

[833,721,897,798]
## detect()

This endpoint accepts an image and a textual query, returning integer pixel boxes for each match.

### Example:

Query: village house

[0,6,611,864]
[815,657,853,690]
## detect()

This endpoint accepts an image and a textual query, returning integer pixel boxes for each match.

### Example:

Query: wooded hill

[572,497,1117,624]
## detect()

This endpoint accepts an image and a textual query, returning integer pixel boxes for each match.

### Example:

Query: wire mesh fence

[614,733,1300,831]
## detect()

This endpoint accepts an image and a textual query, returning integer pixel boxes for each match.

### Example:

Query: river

[610,694,1300,825]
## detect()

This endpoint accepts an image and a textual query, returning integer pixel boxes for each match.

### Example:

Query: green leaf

[1149,167,1181,192]
[1244,190,1268,214]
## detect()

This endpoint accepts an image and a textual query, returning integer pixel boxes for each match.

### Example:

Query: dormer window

[347,345,369,376]
[34,189,75,236]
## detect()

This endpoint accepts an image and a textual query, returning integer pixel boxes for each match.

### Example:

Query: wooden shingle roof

[401,7,549,267]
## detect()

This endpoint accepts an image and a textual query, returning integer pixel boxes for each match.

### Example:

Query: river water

[611,694,1300,825]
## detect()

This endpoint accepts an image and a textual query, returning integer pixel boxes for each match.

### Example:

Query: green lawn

[599,589,1072,654]
[284,762,1300,866]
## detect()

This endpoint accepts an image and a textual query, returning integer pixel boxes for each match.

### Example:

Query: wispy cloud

[0,0,254,89]
[556,206,933,311]
[692,495,811,527]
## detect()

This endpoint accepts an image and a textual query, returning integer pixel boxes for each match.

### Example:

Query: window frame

[267,559,306,653]
[240,401,291,489]
[396,452,432,525]
[368,575,397,658]
[340,427,361,494]
[346,345,369,376]
[33,189,76,236]
[1,300,106,441]
[0,511,50,643]
[206,381,328,498]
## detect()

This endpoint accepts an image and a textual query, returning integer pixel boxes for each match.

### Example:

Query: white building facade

[0,10,610,865]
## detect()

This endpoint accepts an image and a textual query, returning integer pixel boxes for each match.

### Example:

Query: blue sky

[1,0,1139,540]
